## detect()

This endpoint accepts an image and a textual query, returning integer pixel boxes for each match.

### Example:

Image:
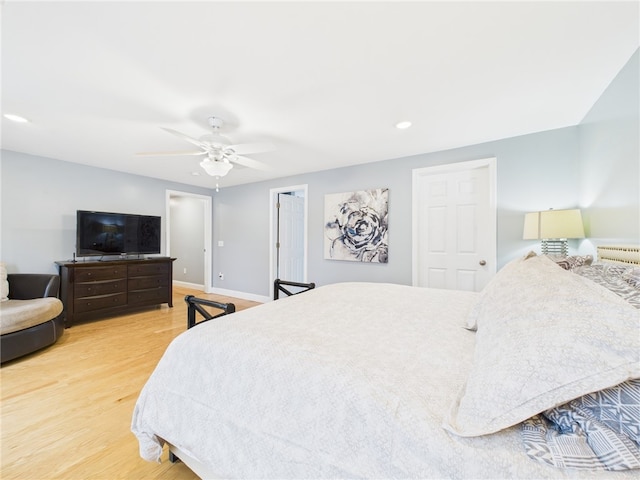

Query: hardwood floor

[0,286,261,479]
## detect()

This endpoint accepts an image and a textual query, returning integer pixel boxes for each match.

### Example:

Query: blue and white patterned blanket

[523,379,640,471]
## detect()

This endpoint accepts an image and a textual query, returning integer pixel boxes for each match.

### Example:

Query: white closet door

[277,193,305,282]
[413,159,496,292]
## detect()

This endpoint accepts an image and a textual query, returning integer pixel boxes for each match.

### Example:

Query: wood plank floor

[0,286,261,479]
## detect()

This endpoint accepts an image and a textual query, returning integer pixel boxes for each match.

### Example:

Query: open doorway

[269,184,308,299]
[166,190,212,293]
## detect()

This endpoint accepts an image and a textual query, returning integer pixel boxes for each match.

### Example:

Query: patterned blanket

[523,379,640,471]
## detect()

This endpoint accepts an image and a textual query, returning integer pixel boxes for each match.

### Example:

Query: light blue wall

[213,126,580,296]
[170,195,205,286]
[578,49,640,248]
[0,150,213,274]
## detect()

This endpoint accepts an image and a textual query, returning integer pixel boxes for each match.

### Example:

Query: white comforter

[132,282,636,479]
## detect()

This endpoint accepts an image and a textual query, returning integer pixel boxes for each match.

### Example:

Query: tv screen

[76,211,161,257]
[125,215,162,254]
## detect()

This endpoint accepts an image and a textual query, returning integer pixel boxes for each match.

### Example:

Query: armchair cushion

[0,297,63,335]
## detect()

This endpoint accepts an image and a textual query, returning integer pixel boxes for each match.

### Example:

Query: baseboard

[209,287,270,304]
[173,281,270,303]
[172,280,205,291]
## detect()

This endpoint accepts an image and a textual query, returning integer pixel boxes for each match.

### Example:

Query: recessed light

[395,121,412,129]
[4,114,30,123]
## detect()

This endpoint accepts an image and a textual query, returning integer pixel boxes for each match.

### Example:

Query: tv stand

[56,257,175,327]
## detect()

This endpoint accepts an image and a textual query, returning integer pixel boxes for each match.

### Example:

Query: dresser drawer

[128,262,169,277]
[128,276,168,290]
[74,293,127,313]
[75,266,126,282]
[128,287,167,305]
[75,279,127,298]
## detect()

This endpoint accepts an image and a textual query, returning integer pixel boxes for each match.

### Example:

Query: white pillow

[464,251,536,331]
[444,254,640,437]
[0,262,9,302]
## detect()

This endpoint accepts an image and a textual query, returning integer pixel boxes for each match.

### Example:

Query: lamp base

[541,239,568,256]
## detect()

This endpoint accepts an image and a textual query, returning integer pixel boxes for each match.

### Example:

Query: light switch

[217,240,224,247]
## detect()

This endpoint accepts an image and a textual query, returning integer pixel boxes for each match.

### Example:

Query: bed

[132,246,640,479]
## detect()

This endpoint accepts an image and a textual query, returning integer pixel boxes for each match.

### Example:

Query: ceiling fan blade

[230,155,270,171]
[228,142,275,155]
[161,127,210,150]
[135,150,206,157]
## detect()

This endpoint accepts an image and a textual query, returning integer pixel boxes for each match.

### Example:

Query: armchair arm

[7,274,60,300]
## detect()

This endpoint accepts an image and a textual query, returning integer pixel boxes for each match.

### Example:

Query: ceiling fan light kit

[200,158,233,177]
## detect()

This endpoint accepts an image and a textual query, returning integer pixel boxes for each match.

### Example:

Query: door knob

[479,260,486,266]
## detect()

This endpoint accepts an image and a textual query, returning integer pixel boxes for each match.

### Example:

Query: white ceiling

[2,1,638,189]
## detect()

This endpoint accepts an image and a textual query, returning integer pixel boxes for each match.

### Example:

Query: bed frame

[168,443,220,479]
[597,245,640,265]
[273,279,316,300]
[184,295,236,329]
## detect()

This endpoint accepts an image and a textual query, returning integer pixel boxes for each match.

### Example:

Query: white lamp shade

[523,212,541,240]
[523,209,585,240]
[200,159,233,177]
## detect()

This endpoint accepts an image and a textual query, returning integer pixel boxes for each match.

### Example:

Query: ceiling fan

[136,116,273,178]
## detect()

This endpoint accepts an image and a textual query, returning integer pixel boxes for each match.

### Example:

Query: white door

[269,185,308,299]
[277,193,305,282]
[412,158,496,292]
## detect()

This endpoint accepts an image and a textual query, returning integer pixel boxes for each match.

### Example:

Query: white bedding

[132,282,637,479]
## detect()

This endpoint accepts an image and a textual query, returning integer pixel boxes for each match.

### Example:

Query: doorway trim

[411,157,497,288]
[166,189,213,293]
[269,184,308,300]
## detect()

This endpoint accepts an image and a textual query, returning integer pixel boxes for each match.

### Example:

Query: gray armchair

[0,274,64,363]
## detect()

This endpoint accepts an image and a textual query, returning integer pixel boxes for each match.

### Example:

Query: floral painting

[324,188,389,263]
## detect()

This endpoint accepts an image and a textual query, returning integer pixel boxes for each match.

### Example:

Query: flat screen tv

[76,210,161,257]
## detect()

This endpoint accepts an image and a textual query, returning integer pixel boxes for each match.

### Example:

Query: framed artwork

[324,188,389,263]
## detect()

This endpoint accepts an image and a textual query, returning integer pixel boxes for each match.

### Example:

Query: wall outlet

[218,272,224,280]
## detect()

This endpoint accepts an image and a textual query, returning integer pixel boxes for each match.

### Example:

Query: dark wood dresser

[56,257,175,327]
